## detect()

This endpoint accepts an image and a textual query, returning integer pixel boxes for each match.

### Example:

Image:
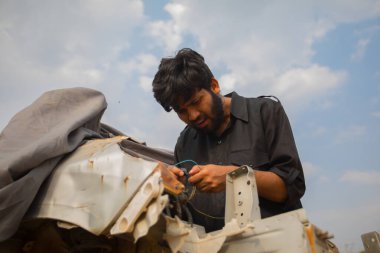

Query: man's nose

[188,108,200,121]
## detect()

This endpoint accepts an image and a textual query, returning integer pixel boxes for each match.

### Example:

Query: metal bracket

[225,165,261,227]
[361,231,380,253]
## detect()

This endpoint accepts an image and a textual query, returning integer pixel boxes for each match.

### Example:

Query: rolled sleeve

[270,165,304,208]
[260,99,305,209]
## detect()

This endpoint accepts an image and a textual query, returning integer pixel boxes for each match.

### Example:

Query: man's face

[175,88,224,133]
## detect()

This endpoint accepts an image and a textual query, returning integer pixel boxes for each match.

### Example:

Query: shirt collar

[190,91,248,140]
[227,91,249,122]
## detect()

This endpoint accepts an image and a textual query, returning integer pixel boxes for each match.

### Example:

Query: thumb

[170,166,185,177]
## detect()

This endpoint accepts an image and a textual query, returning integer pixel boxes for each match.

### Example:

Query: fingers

[197,182,211,192]
[188,165,203,184]
[187,164,227,192]
[188,173,202,184]
[156,163,185,195]
[189,165,201,176]
[169,166,184,177]
[169,166,188,185]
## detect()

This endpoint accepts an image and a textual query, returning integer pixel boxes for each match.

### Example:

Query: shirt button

[217,140,222,145]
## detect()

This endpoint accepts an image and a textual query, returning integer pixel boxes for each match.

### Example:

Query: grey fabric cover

[0,87,107,241]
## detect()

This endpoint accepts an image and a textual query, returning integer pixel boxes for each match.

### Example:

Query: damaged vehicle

[0,88,339,253]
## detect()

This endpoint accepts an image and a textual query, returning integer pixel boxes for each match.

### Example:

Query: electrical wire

[174,159,198,167]
[173,159,224,220]
[173,159,198,201]
[187,201,224,220]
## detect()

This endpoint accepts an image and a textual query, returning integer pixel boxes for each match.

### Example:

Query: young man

[152,48,305,232]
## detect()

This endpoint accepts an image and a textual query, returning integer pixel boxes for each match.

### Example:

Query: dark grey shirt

[174,92,305,232]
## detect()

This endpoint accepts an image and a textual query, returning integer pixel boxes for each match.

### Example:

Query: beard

[209,91,225,132]
[195,91,224,134]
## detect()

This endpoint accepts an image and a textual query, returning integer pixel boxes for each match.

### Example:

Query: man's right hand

[169,166,185,178]
[169,166,186,184]
[154,163,185,195]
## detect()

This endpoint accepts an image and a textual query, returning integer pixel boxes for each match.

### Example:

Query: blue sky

[0,1,379,252]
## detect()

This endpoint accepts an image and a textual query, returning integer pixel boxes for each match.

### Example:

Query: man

[152,48,305,232]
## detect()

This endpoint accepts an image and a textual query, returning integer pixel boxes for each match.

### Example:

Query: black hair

[152,48,214,112]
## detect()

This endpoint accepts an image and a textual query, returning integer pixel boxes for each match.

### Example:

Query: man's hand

[188,164,237,192]
[168,166,186,184]
[185,164,288,203]
[169,166,185,178]
[154,163,185,195]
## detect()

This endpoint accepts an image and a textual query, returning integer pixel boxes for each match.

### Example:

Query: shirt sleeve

[259,98,305,209]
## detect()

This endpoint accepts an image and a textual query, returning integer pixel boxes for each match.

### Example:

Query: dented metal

[27,136,162,235]
[1,136,340,253]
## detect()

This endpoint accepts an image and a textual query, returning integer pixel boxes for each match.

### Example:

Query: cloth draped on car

[0,87,107,241]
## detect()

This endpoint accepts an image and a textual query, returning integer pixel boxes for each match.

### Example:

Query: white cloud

[372,111,380,118]
[351,38,371,62]
[219,74,237,93]
[0,0,145,130]
[57,57,105,85]
[146,0,380,110]
[2,0,379,139]
[302,161,320,176]
[80,0,143,20]
[340,170,380,185]
[147,3,186,53]
[139,75,153,92]
[147,20,183,53]
[165,2,187,20]
[272,65,347,107]
[119,54,159,76]
[305,18,335,46]
[350,24,380,63]
[118,53,159,92]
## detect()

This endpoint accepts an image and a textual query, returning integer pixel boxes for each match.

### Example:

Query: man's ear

[210,77,221,94]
